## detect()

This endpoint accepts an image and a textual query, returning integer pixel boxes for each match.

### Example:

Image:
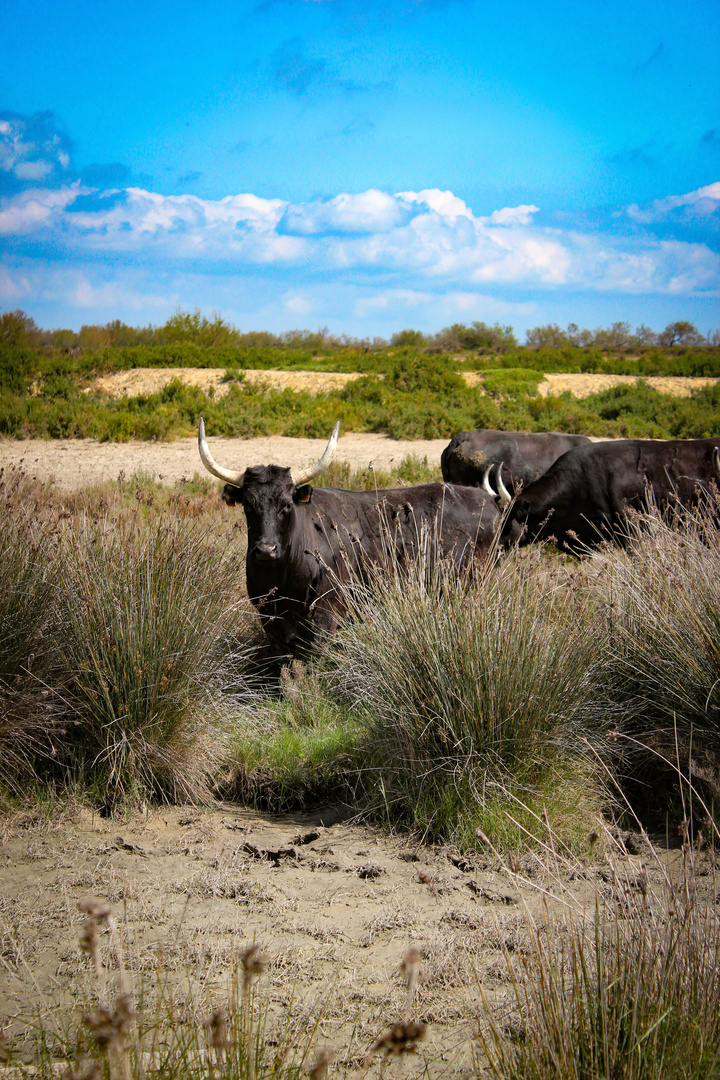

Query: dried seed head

[79,920,100,959]
[205,1009,234,1052]
[307,1048,334,1080]
[78,899,112,923]
[400,945,420,982]
[588,831,599,847]
[64,1057,103,1080]
[240,944,270,977]
[370,1020,427,1059]
[637,865,648,897]
[83,994,135,1049]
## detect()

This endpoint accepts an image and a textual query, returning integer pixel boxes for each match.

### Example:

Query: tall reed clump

[0,466,65,791]
[478,857,720,1078]
[591,496,720,817]
[54,514,254,805]
[325,537,608,850]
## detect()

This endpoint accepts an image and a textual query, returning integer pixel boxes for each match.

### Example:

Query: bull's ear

[294,484,313,504]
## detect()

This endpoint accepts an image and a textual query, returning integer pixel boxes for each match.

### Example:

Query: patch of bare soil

[86,368,361,399]
[0,805,702,1071]
[0,433,450,490]
[86,368,718,402]
[537,373,718,398]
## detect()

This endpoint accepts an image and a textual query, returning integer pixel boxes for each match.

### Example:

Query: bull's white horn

[197,417,245,485]
[482,464,497,497]
[713,446,720,483]
[291,422,340,486]
[496,463,512,505]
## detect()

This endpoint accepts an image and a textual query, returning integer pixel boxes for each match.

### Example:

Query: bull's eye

[279,502,293,517]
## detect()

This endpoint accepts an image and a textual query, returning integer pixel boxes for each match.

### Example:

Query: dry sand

[86,367,718,402]
[0,433,450,490]
[0,804,697,1072]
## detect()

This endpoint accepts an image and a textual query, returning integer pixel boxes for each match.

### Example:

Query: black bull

[505,437,720,550]
[199,420,500,653]
[441,429,591,494]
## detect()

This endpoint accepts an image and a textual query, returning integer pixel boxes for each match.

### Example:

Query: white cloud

[396,188,473,220]
[1,180,718,302]
[487,204,540,226]
[0,184,84,235]
[0,112,74,190]
[283,189,402,234]
[627,181,720,224]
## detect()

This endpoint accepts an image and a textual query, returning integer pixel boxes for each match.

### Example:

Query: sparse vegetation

[2,309,720,440]
[479,835,720,1079]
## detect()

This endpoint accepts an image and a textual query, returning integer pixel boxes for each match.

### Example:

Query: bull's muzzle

[252,543,279,562]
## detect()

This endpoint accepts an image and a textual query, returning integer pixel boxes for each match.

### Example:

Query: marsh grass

[589,495,720,821]
[3,899,325,1080]
[0,467,258,805]
[478,832,720,1079]
[0,466,66,789]
[324,535,609,850]
[227,661,366,811]
[53,513,254,805]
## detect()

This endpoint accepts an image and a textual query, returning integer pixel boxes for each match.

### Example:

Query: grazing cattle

[199,419,500,653]
[499,438,720,551]
[441,429,591,497]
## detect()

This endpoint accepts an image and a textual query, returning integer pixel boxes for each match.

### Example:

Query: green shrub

[590,497,720,818]
[325,541,607,849]
[0,467,63,788]
[53,515,253,804]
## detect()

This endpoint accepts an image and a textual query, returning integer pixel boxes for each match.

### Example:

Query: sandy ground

[86,368,719,402]
[0,804,701,1073]
[0,433,450,490]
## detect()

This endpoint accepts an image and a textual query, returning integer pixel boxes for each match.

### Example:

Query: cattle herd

[198,419,720,654]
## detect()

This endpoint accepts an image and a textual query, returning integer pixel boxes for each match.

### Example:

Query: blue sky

[1,0,719,339]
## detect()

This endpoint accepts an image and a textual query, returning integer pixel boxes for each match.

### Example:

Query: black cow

[199,419,500,653]
[504,438,720,551]
[441,429,591,497]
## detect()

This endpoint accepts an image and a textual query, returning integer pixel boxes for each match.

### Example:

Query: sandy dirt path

[0,434,450,490]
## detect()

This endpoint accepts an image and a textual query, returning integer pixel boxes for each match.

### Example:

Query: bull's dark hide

[441,429,591,492]
[223,466,500,654]
[506,437,720,551]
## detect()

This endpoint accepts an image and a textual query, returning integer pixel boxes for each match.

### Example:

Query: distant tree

[636,324,658,346]
[78,324,112,352]
[566,323,594,347]
[592,321,633,350]
[161,309,240,347]
[0,309,40,345]
[525,324,568,348]
[434,322,517,351]
[51,328,79,350]
[708,329,720,347]
[390,329,427,347]
[658,320,704,346]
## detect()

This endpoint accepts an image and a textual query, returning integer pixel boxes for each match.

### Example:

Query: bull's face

[223,466,313,565]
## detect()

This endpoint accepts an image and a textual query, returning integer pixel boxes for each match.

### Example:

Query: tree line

[2,308,718,354]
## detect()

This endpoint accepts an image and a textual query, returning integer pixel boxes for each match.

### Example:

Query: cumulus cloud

[0,110,74,193]
[2,179,719,300]
[282,189,403,234]
[627,181,720,225]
